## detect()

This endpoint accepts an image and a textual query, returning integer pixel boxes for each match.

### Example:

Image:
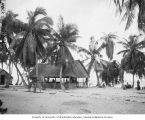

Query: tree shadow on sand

[24,91,43,93]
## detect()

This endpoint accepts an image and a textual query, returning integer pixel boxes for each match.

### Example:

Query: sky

[6,0,140,62]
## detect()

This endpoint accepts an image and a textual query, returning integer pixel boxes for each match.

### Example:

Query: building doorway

[0,75,5,85]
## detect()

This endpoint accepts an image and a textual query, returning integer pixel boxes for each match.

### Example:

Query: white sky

[6,0,139,62]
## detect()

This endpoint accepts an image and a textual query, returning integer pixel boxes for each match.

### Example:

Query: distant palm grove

[0,0,145,92]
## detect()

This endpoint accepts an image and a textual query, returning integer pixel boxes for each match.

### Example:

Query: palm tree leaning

[78,36,106,87]
[14,7,53,92]
[114,0,145,31]
[118,35,145,88]
[43,16,79,90]
[0,11,28,86]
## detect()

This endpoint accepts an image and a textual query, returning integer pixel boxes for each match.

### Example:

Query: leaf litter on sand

[49,91,57,94]
[125,99,131,101]
[137,92,145,94]
[80,108,91,113]
[70,94,82,97]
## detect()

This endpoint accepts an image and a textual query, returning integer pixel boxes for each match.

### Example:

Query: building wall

[0,71,12,85]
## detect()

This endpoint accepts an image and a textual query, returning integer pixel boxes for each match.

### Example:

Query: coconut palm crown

[14,7,53,67]
[78,36,106,86]
[43,16,79,65]
[118,35,145,87]
[100,33,118,60]
[0,11,29,86]
[41,16,79,90]
[114,0,145,31]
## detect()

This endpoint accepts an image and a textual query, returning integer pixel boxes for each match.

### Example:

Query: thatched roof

[30,60,88,78]
[0,68,13,79]
[93,59,109,72]
[94,60,104,72]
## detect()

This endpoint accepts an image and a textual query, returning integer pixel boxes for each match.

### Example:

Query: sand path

[0,87,145,114]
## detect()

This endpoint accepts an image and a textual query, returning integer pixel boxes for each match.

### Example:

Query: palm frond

[106,40,114,60]
[1,11,28,34]
[78,48,91,56]
[27,11,33,20]
[65,42,82,52]
[36,28,51,37]
[118,41,130,49]
[56,44,74,66]
[136,40,145,50]
[57,15,65,30]
[101,33,116,60]
[9,31,26,49]
[115,0,138,30]
[114,0,123,12]
[95,42,106,53]
[34,7,47,17]
[81,56,90,63]
[42,44,57,63]
[117,49,129,56]
[123,9,135,30]
[35,35,46,57]
[59,24,79,42]
[27,7,47,26]
[35,16,53,27]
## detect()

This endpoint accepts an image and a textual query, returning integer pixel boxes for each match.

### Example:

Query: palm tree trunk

[15,69,20,85]
[34,52,38,93]
[3,43,27,86]
[87,59,94,87]
[106,67,109,85]
[1,62,3,69]
[8,60,12,75]
[26,68,30,85]
[14,62,27,86]
[132,74,135,88]
[19,81,22,85]
[95,71,100,86]
[120,69,124,87]
[59,65,65,91]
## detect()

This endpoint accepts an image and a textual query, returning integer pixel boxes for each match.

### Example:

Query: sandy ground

[0,86,145,114]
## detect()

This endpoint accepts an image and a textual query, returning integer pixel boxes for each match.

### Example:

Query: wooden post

[54,78,56,89]
[83,78,85,87]
[69,77,71,89]
[76,78,77,88]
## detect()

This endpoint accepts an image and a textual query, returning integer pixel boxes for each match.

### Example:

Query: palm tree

[100,33,117,60]
[114,0,145,31]
[42,16,79,90]
[56,17,79,90]
[100,33,118,84]
[78,37,106,86]
[0,44,8,68]
[118,35,145,87]
[0,11,28,86]
[13,7,53,92]
[108,60,120,85]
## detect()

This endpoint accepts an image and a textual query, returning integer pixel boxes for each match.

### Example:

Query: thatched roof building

[30,60,88,78]
[0,68,13,85]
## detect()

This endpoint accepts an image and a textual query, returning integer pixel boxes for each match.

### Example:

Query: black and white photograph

[0,0,145,119]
